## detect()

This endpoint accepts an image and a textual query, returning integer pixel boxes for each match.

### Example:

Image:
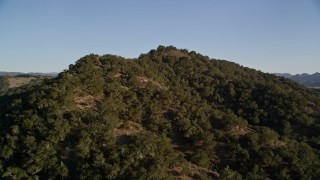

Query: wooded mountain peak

[0,46,319,179]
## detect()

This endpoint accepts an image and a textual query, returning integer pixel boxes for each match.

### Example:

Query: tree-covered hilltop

[1,46,320,179]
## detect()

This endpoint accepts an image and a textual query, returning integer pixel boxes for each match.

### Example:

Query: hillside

[0,46,320,179]
[0,75,54,96]
[0,72,58,77]
[276,73,320,88]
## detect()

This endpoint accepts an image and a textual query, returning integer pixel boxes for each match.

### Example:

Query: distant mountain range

[0,71,58,77]
[275,73,320,88]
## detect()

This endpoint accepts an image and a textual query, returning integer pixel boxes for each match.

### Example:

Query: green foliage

[116,132,178,179]
[0,46,320,179]
[190,150,210,169]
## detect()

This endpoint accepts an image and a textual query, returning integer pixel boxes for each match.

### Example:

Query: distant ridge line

[0,71,58,77]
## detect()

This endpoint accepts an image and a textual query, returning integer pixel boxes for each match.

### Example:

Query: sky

[0,0,319,74]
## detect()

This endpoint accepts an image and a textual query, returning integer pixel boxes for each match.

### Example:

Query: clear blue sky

[1,0,319,74]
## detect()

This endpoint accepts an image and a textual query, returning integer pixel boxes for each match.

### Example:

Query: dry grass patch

[74,94,103,110]
[137,76,168,90]
[8,77,36,88]
[163,50,191,59]
[169,163,219,179]
[271,139,287,148]
[230,125,255,136]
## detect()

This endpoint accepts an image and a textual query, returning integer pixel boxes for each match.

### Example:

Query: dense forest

[0,46,320,179]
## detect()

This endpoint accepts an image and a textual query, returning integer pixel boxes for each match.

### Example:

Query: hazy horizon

[1,0,319,74]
